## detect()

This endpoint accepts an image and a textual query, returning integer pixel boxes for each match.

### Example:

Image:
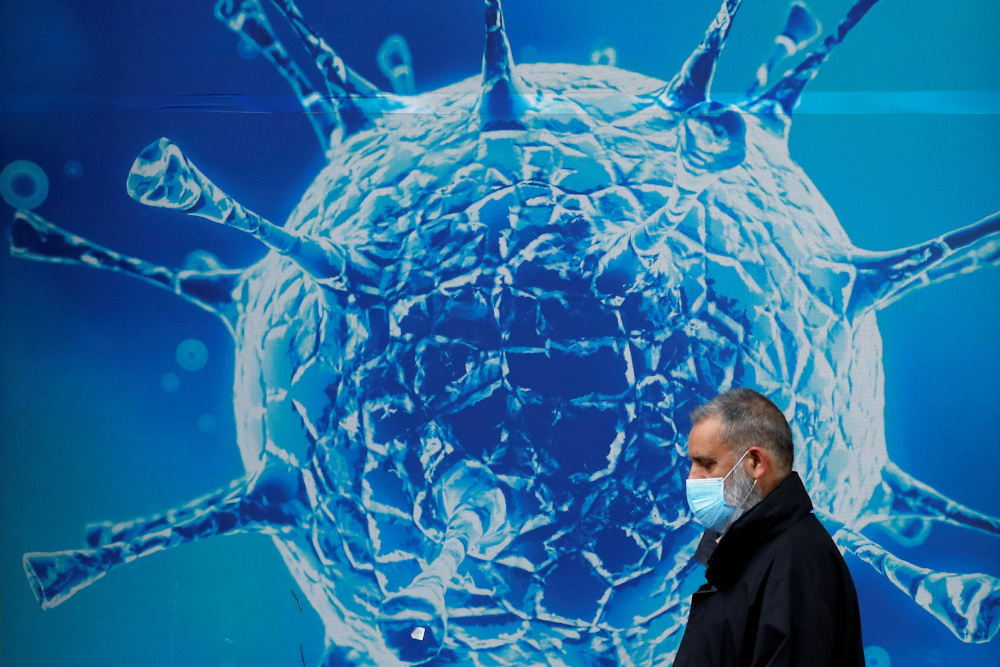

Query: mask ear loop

[722,449,750,483]
[738,478,758,508]
[716,477,759,535]
[723,450,759,526]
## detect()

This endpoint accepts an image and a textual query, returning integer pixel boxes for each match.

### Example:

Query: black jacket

[673,472,865,667]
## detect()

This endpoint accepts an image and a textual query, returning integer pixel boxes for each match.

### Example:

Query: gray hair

[690,388,794,473]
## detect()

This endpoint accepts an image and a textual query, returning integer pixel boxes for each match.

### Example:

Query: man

[673,388,865,666]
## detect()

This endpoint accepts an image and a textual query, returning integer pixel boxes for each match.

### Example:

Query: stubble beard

[725,457,763,513]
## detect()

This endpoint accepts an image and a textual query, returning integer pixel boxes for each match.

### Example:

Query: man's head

[687,388,793,505]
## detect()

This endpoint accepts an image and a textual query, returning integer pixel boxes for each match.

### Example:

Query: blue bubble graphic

[63,161,83,180]
[181,249,225,272]
[175,339,208,372]
[1,161,49,210]
[160,373,180,392]
[865,645,891,667]
[197,414,218,434]
[237,35,260,60]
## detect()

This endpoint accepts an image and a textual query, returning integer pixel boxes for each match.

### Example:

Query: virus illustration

[11,0,1000,665]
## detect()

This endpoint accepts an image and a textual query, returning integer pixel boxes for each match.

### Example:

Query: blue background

[1,1,998,664]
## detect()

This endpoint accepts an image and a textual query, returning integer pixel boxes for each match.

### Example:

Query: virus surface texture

[12,1,1000,665]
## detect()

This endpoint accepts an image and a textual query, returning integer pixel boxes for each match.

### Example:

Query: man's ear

[746,446,768,480]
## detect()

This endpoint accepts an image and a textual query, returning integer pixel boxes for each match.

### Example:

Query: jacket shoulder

[766,513,858,602]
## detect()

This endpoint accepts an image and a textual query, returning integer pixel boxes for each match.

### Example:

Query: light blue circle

[197,414,218,434]
[160,373,180,392]
[176,338,209,371]
[0,160,49,210]
[864,645,890,667]
[63,161,83,180]
[182,249,225,272]
[237,36,260,59]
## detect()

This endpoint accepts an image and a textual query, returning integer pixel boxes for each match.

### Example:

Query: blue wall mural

[1,1,998,665]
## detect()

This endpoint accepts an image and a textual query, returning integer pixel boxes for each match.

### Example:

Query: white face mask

[685,450,757,532]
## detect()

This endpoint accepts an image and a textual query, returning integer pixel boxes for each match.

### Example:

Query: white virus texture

[11,0,1000,665]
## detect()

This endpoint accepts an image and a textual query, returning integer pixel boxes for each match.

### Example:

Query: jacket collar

[703,472,814,588]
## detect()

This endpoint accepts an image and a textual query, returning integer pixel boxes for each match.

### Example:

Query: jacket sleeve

[751,577,839,667]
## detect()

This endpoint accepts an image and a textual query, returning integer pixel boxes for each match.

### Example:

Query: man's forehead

[689,416,725,441]
[687,417,728,458]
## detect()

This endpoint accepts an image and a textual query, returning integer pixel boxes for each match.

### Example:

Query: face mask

[686,450,756,532]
